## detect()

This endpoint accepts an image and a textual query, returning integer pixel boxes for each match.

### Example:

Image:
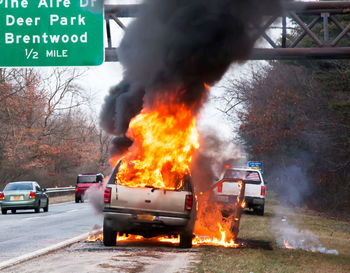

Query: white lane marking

[22,217,40,221]
[0,228,102,271]
[67,209,80,212]
[18,208,90,222]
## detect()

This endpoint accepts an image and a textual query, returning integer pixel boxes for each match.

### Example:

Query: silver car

[0,181,49,214]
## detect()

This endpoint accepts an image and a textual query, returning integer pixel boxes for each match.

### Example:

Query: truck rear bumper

[103,208,190,236]
[245,196,265,205]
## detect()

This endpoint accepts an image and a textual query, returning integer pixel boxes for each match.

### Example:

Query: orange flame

[283,239,293,249]
[111,93,199,190]
[86,231,239,248]
[203,82,210,90]
[86,233,103,242]
[193,223,239,247]
[193,192,240,247]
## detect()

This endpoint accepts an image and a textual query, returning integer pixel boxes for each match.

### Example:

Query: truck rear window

[77,176,97,183]
[223,170,261,184]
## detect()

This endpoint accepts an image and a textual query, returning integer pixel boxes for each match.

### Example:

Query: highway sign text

[0,0,103,66]
[248,161,263,174]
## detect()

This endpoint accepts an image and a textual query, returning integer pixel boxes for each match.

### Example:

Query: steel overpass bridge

[103,1,350,61]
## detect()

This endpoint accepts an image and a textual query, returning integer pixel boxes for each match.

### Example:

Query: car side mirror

[264,180,267,185]
[43,188,47,192]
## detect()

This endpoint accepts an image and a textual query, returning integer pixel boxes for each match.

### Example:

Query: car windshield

[223,170,261,184]
[4,182,33,191]
[77,176,97,183]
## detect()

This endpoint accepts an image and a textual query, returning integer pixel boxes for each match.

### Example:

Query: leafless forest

[0,68,112,189]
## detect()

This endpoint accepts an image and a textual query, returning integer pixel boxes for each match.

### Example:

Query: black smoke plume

[100,0,282,158]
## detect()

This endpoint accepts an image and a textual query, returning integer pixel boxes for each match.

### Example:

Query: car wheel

[255,205,264,216]
[103,219,117,246]
[44,199,49,212]
[11,209,16,214]
[179,232,193,248]
[35,202,40,213]
[2,208,7,214]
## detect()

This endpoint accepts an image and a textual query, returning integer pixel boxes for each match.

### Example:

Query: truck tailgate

[220,181,261,198]
[108,184,190,215]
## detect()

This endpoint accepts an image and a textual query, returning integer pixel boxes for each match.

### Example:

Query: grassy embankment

[195,193,350,273]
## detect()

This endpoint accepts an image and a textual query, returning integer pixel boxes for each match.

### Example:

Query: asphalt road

[0,202,103,263]
[6,241,199,273]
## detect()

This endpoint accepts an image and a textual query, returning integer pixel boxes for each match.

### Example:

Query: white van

[214,168,265,215]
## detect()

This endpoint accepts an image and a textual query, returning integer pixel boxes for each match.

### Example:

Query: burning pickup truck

[103,161,196,248]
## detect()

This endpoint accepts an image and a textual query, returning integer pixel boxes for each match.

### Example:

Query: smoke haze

[272,213,339,255]
[191,130,241,194]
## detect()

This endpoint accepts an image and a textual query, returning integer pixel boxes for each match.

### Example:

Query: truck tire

[179,232,193,248]
[255,205,264,216]
[75,196,79,203]
[11,209,16,214]
[103,219,117,246]
[1,208,7,214]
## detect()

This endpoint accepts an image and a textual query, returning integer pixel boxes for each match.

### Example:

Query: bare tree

[0,68,108,189]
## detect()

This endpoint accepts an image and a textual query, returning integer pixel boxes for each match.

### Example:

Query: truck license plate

[137,214,154,221]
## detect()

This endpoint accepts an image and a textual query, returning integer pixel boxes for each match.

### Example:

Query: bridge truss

[104,1,350,61]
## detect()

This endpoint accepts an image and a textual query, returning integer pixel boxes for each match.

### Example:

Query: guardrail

[46,187,75,197]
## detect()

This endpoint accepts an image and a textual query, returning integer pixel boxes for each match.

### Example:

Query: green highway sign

[0,0,104,66]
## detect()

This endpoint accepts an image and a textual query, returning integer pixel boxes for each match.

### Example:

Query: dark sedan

[0,181,49,214]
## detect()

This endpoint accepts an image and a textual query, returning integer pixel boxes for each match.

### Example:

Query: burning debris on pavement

[99,0,282,247]
[86,231,241,248]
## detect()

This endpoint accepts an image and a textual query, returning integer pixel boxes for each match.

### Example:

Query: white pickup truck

[214,168,265,216]
[103,161,196,248]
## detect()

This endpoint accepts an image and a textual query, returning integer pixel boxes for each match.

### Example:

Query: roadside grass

[195,193,350,273]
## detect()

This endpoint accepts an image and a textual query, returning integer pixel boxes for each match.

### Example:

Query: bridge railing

[46,187,75,197]
[104,1,350,60]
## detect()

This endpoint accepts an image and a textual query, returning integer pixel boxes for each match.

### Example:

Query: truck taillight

[261,185,265,196]
[217,183,222,193]
[185,195,193,211]
[0,193,4,200]
[75,187,78,192]
[104,187,111,204]
[29,191,35,199]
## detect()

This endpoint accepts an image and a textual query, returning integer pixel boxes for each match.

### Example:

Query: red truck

[75,173,104,203]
